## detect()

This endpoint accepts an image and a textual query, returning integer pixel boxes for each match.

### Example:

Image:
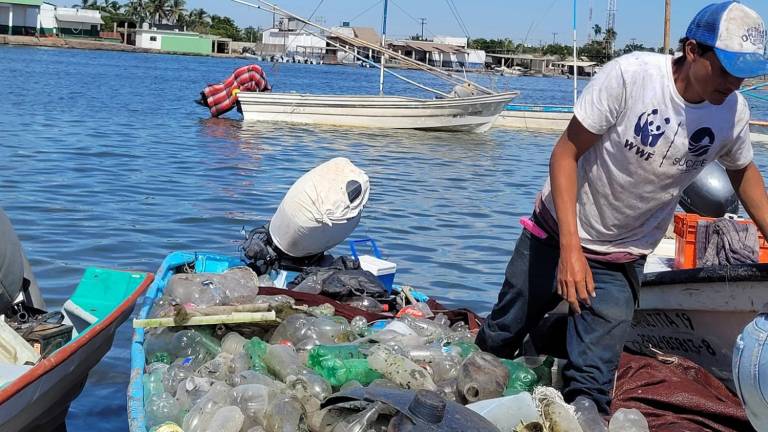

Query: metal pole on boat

[379,0,389,96]
[572,0,578,105]
[663,0,671,55]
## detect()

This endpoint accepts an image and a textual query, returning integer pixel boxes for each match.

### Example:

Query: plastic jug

[466,392,541,432]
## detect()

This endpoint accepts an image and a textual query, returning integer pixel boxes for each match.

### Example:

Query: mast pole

[663,0,671,55]
[572,0,578,105]
[379,0,388,95]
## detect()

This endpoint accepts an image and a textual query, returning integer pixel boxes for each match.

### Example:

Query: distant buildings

[135,27,231,55]
[389,37,486,69]
[0,1,103,36]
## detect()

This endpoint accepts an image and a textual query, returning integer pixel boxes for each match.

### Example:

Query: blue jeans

[476,228,644,414]
[733,314,768,431]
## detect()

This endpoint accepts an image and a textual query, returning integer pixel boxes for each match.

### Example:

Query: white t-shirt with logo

[540,51,753,256]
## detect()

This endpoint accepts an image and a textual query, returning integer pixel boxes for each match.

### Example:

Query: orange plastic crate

[673,212,768,269]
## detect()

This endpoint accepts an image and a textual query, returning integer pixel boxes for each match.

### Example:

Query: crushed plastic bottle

[263,396,305,432]
[608,408,649,432]
[367,345,437,391]
[350,316,369,337]
[329,401,387,432]
[206,405,245,432]
[146,392,182,428]
[466,392,541,430]
[263,344,302,382]
[458,352,509,403]
[233,384,271,427]
[182,382,233,432]
[196,352,234,381]
[535,387,584,432]
[144,363,168,404]
[175,376,218,412]
[163,360,195,394]
[573,396,608,432]
[345,296,385,313]
[221,332,249,355]
[500,359,538,395]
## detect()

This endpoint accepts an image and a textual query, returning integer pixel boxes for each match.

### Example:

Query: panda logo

[688,127,715,157]
[634,108,671,148]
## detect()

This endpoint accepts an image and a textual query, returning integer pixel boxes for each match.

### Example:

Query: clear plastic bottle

[573,396,608,432]
[263,344,302,382]
[163,361,195,394]
[367,345,437,391]
[221,332,249,355]
[608,408,649,432]
[263,396,305,432]
[197,352,234,382]
[398,315,446,342]
[233,384,271,427]
[175,376,217,412]
[146,392,181,428]
[269,314,311,345]
[171,330,219,367]
[144,363,169,404]
[182,382,233,432]
[329,401,387,432]
[232,351,253,374]
[205,405,245,432]
[350,316,369,337]
[466,392,541,430]
[345,296,385,313]
[144,328,177,364]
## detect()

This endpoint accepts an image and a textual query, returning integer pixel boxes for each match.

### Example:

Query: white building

[433,35,467,48]
[0,1,102,37]
[262,27,326,57]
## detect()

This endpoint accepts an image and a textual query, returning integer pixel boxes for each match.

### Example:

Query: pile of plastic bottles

[142,295,650,432]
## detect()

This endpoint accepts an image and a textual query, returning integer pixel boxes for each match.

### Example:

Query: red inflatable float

[197,64,271,117]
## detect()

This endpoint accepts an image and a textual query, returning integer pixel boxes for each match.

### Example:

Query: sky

[170,0,768,49]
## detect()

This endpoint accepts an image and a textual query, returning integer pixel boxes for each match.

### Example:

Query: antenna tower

[606,0,616,54]
[587,0,593,42]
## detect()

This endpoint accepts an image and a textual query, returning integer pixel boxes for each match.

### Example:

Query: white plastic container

[466,392,541,431]
[0,318,40,365]
[358,255,396,292]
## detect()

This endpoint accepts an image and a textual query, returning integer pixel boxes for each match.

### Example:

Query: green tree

[145,0,169,25]
[123,0,148,25]
[242,26,261,43]
[592,24,602,39]
[623,42,648,54]
[186,8,210,33]
[167,0,186,25]
[542,43,570,58]
[209,14,240,40]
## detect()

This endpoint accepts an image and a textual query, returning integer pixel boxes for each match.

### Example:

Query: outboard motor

[679,162,740,217]
[0,208,25,315]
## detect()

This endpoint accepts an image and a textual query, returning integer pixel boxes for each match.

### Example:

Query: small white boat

[494,104,573,131]
[237,91,519,133]
[495,105,768,144]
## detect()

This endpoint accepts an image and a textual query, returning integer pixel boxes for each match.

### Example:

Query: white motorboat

[237,91,519,133]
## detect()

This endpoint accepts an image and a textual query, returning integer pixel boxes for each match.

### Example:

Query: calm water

[0,46,767,430]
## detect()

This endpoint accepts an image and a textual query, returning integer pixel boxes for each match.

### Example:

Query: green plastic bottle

[244,337,269,373]
[313,357,381,387]
[531,356,555,387]
[500,359,538,395]
[307,344,363,369]
[451,341,480,358]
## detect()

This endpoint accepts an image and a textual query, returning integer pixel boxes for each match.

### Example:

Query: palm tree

[186,8,209,33]
[123,0,149,24]
[72,0,96,8]
[167,0,186,25]
[145,0,170,25]
[592,24,602,39]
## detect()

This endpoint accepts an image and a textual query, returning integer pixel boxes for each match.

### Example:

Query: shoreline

[0,35,241,59]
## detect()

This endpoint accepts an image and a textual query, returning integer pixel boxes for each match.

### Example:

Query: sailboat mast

[379,0,388,95]
[572,0,577,105]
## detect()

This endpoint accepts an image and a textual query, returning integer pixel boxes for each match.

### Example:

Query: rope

[229,0,495,94]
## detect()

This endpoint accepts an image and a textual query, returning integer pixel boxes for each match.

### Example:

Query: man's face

[690,48,745,105]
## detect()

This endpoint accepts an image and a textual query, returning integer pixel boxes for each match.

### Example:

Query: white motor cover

[269,157,370,258]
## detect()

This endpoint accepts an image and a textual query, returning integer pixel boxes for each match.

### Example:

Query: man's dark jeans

[476,228,645,414]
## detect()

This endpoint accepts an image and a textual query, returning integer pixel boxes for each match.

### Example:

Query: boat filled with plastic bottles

[127,158,666,432]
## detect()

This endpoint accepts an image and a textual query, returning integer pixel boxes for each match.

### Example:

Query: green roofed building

[135,27,230,55]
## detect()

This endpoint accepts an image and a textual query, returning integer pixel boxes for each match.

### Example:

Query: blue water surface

[0,45,766,430]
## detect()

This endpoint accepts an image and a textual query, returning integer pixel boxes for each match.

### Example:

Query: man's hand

[557,246,595,314]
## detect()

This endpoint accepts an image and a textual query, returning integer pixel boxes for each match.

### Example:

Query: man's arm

[727,162,768,238]
[550,117,602,313]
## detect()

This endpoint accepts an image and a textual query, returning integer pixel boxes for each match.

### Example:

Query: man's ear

[685,40,698,62]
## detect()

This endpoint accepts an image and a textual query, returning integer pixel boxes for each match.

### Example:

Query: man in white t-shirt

[477,1,768,414]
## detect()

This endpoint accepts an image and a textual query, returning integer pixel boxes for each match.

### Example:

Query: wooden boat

[0,267,152,432]
[237,91,519,133]
[495,104,768,144]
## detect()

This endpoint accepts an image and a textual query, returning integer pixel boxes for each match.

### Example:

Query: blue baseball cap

[686,1,768,78]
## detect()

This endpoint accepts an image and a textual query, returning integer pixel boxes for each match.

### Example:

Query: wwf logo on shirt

[623,108,671,162]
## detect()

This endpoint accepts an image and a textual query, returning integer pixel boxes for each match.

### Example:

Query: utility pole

[663,0,671,55]
[419,17,426,40]
[552,32,558,45]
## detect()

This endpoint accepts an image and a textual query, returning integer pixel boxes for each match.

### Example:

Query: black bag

[289,256,387,299]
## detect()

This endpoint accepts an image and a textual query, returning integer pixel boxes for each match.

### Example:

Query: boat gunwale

[237,91,520,109]
[0,270,153,406]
